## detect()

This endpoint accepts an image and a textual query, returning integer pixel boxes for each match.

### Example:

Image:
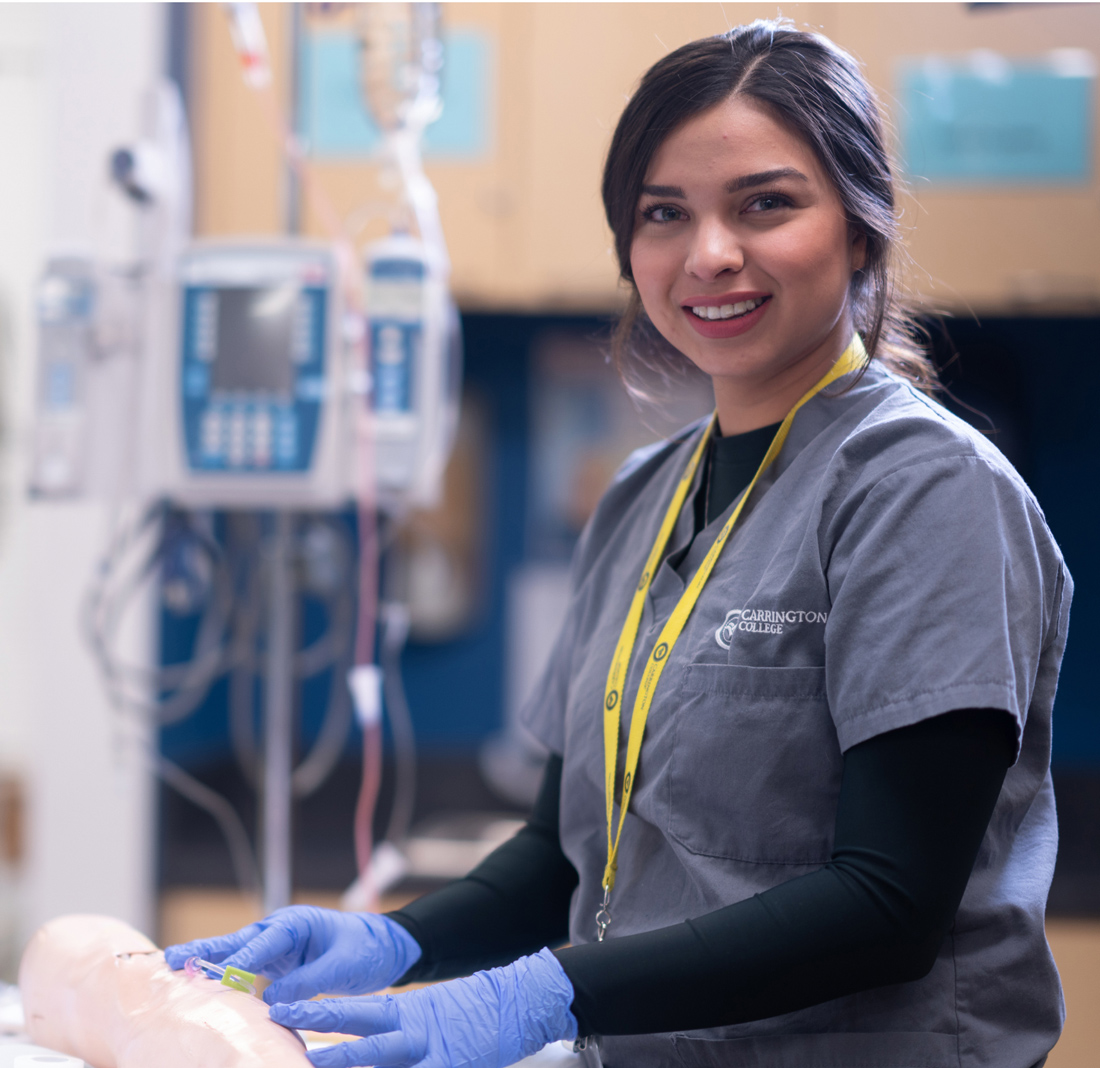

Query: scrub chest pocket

[669,663,840,865]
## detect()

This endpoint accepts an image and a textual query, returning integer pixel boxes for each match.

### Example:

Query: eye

[744,192,792,213]
[640,203,686,224]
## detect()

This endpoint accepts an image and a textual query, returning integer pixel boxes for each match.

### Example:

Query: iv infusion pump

[31,237,460,511]
[140,242,351,508]
[367,231,459,509]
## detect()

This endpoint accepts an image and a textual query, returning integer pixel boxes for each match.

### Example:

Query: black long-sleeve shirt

[389,715,1011,1034]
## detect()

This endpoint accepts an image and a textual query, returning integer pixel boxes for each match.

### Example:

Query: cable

[83,505,235,724]
[353,717,383,892]
[292,632,354,798]
[379,601,416,846]
[83,504,262,897]
[295,580,354,678]
[82,502,163,705]
[154,751,261,897]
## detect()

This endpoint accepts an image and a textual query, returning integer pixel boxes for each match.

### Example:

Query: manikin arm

[19,915,310,1068]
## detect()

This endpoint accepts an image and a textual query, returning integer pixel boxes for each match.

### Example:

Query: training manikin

[19,915,309,1068]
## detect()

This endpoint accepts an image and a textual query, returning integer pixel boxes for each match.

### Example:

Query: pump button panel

[180,278,328,475]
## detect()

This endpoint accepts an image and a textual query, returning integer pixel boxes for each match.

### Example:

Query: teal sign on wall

[298,28,492,159]
[899,52,1094,185]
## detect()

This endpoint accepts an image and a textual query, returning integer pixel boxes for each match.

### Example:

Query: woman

[167,21,1070,1068]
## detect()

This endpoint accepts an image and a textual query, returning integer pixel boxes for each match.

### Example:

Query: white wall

[0,3,165,972]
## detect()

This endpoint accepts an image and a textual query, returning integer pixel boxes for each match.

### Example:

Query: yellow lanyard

[596,335,867,940]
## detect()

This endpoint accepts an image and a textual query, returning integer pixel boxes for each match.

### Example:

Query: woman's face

[629,94,865,429]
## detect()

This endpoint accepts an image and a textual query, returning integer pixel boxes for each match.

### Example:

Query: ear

[850,231,867,273]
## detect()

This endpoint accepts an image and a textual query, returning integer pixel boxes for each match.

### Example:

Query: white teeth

[691,297,765,321]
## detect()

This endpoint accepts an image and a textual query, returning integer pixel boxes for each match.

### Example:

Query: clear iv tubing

[352,497,382,888]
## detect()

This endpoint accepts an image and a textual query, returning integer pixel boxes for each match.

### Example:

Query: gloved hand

[163,905,422,1004]
[269,947,578,1068]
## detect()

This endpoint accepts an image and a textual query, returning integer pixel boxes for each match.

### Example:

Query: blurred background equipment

[18,0,466,924]
[28,258,99,499]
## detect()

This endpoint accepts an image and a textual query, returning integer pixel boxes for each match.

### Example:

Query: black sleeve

[558,708,1014,1035]
[386,753,578,984]
[387,710,1011,1035]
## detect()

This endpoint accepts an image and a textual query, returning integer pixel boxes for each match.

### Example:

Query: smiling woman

[157,20,1069,1068]
[602,21,937,407]
[630,96,866,433]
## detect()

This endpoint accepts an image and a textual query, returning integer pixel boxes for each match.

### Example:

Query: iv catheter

[113,950,258,997]
[184,956,258,996]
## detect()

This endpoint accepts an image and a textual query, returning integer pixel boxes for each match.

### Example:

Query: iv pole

[223,1,303,915]
[262,510,295,914]
[258,0,306,916]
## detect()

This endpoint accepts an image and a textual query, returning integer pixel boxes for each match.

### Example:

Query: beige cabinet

[191,3,1100,315]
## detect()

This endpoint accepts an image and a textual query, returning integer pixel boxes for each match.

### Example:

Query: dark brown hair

[602,18,937,395]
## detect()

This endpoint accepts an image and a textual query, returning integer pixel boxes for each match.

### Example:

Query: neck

[712,324,856,436]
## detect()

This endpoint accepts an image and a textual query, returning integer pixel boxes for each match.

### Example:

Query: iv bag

[356,2,443,134]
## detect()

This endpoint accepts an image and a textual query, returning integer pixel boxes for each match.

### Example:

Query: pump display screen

[180,259,328,476]
[209,286,297,397]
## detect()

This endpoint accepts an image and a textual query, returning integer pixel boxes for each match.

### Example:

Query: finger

[307,1034,415,1068]
[264,957,345,1005]
[222,921,301,975]
[164,925,265,969]
[270,997,397,1035]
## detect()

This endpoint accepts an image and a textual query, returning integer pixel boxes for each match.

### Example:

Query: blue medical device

[181,270,325,474]
[369,255,422,417]
[365,232,460,509]
[143,242,351,507]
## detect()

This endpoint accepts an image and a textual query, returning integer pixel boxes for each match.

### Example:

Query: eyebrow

[726,167,809,192]
[639,167,810,200]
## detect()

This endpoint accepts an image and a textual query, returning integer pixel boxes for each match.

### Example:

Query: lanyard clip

[595,885,612,942]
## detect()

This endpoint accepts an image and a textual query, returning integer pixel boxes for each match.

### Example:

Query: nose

[684,216,743,281]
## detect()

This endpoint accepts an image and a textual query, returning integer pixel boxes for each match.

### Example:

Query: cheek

[773,221,857,290]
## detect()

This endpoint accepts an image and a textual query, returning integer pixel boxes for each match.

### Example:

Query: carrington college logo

[715,607,828,648]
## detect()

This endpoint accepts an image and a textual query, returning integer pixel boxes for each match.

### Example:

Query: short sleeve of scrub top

[818,403,1068,756]
[519,362,1071,1068]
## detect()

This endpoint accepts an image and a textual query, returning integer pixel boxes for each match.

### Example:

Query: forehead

[644,94,827,187]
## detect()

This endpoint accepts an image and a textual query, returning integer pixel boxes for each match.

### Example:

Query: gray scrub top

[520,362,1072,1068]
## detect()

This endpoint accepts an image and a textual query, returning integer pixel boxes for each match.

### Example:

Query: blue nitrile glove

[269,947,578,1068]
[164,905,422,1004]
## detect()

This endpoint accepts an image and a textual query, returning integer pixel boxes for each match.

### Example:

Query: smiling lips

[683,294,772,338]
[690,296,767,320]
